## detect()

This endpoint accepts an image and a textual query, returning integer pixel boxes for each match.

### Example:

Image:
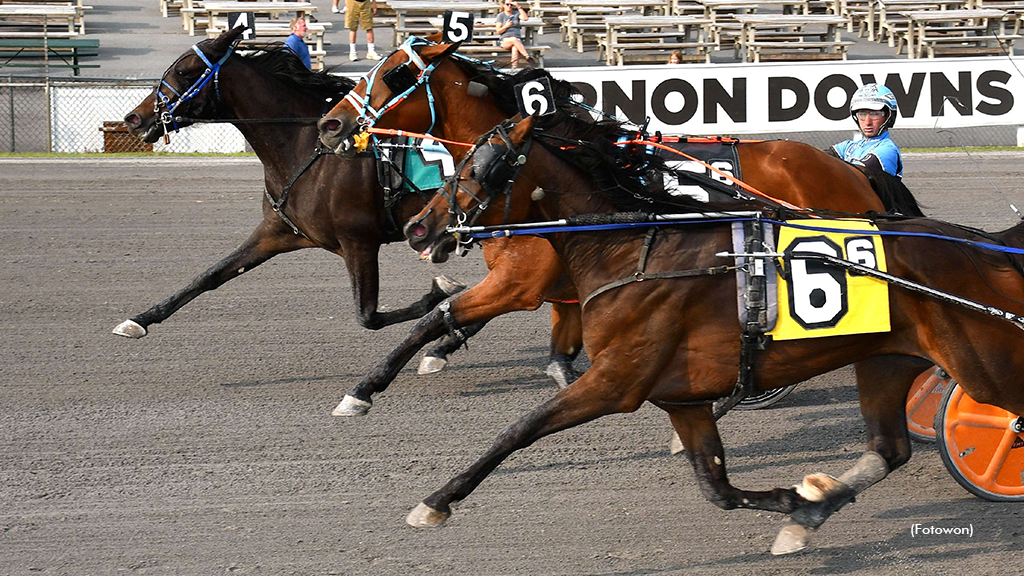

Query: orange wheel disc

[936,383,1024,501]
[905,367,951,442]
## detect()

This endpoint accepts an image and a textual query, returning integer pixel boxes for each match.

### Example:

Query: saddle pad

[651,137,743,204]
[770,219,891,341]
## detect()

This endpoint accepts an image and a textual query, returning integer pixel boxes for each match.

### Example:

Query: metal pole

[8,75,14,153]
[44,17,52,152]
[45,77,52,153]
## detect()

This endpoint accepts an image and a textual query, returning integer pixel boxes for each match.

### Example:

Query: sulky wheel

[905,366,951,443]
[734,384,798,410]
[936,382,1024,502]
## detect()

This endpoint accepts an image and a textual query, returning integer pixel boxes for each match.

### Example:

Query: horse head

[318,35,461,156]
[406,115,537,263]
[124,26,245,143]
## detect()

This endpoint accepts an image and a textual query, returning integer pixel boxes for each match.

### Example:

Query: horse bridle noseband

[154,42,234,135]
[343,36,442,143]
[441,120,532,250]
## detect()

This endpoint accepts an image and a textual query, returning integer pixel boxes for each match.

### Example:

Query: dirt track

[2,155,1023,576]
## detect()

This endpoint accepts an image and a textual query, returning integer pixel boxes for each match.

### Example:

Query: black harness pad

[383,64,418,94]
[652,137,744,203]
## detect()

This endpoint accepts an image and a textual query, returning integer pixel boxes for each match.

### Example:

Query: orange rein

[366,127,476,148]
[617,139,810,213]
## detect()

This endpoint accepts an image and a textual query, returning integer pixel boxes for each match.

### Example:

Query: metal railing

[1,75,246,153]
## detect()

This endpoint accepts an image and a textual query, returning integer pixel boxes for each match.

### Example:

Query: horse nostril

[322,118,341,133]
[124,113,141,127]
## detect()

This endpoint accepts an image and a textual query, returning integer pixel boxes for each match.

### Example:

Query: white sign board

[548,57,1024,134]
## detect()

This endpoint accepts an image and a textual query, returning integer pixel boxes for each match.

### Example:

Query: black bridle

[439,120,533,251]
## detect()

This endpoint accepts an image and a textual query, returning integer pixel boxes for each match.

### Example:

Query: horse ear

[211,25,247,53]
[419,41,462,63]
[508,115,536,146]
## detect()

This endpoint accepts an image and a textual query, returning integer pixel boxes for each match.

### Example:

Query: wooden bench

[161,0,184,18]
[917,32,1021,56]
[0,37,98,75]
[747,39,854,61]
[610,41,713,64]
[456,43,551,66]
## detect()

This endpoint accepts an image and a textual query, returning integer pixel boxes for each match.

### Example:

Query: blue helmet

[850,83,898,133]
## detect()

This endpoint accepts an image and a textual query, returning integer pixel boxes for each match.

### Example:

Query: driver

[830,84,903,178]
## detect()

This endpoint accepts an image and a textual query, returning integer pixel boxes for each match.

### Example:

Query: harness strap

[264,144,325,239]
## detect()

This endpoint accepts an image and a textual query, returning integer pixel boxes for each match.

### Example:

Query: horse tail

[995,220,1024,273]
[856,156,925,217]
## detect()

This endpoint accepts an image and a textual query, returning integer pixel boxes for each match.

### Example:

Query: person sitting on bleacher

[284,17,312,70]
[497,0,531,69]
[830,83,903,178]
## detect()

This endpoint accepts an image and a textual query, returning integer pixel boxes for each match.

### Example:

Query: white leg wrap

[331,394,372,417]
[112,319,147,338]
[838,451,889,493]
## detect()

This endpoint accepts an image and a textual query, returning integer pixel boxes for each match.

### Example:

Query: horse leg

[406,360,649,527]
[112,220,307,338]
[333,259,559,416]
[545,302,584,389]
[343,241,464,330]
[771,355,924,556]
[665,403,806,513]
[417,322,487,375]
[419,302,582,387]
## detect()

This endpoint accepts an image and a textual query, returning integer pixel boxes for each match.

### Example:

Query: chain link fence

[1,75,246,153]
[2,74,1021,154]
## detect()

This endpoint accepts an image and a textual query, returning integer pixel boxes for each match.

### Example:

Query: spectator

[830,83,903,178]
[667,50,683,64]
[497,0,530,69]
[284,17,312,70]
[332,0,345,14]
[346,0,380,61]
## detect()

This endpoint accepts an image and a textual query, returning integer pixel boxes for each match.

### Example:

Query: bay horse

[315,37,922,416]
[116,27,463,347]
[403,115,1024,555]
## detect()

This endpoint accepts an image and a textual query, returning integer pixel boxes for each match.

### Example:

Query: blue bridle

[342,37,441,136]
[156,43,234,134]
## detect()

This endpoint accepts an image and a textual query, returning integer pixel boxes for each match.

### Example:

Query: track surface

[2,155,1024,575]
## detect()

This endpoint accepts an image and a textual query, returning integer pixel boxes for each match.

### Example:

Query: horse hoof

[418,355,448,375]
[796,473,842,503]
[112,319,147,338]
[406,502,450,527]
[544,362,577,390]
[771,523,811,556]
[331,395,372,417]
[669,431,685,455]
[434,275,466,296]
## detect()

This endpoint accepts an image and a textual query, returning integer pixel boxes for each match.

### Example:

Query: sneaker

[331,4,340,12]
[366,51,382,60]
[349,53,359,61]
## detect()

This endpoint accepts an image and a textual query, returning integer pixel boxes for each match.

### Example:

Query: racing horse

[115,27,463,345]
[403,115,1024,554]
[315,37,922,416]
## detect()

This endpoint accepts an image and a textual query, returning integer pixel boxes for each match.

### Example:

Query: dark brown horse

[403,115,1024,554]
[316,37,921,416]
[116,28,462,347]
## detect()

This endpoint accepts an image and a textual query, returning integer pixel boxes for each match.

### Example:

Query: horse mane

[226,43,356,100]
[450,60,621,141]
